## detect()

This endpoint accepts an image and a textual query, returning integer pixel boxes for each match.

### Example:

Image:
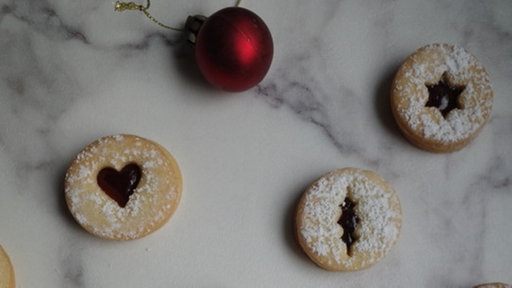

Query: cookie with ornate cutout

[65,134,182,240]
[391,43,493,152]
[296,168,402,271]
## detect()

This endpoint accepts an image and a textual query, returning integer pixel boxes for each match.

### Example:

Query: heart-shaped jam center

[97,163,142,208]
[338,197,359,256]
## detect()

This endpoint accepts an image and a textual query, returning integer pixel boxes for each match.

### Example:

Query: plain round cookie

[65,134,183,240]
[296,168,402,271]
[474,283,512,288]
[391,43,493,152]
[0,245,15,288]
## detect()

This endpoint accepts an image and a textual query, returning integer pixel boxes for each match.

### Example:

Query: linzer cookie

[0,245,15,288]
[65,134,182,240]
[391,43,493,152]
[474,283,512,288]
[296,168,402,271]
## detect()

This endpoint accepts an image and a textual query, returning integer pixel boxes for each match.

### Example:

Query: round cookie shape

[391,43,493,152]
[65,134,183,240]
[296,168,402,271]
[0,245,15,288]
[474,283,512,288]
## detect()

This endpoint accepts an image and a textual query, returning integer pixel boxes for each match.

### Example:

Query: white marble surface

[0,0,511,287]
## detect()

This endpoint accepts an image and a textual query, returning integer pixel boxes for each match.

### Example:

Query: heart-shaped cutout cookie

[97,163,142,207]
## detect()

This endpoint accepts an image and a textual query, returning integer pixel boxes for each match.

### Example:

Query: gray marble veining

[0,0,510,287]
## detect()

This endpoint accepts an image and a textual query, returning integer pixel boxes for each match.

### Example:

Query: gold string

[114,0,243,31]
[114,0,183,31]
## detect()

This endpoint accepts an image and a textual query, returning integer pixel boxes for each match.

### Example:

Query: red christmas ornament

[114,1,273,92]
[186,7,273,92]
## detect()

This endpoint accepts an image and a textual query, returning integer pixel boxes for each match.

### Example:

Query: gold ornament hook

[114,0,183,31]
[114,0,243,31]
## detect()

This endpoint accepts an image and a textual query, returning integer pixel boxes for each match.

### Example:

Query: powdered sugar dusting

[299,169,401,269]
[445,45,472,75]
[65,134,181,240]
[394,44,493,144]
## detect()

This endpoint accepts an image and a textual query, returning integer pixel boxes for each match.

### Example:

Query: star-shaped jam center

[425,73,465,118]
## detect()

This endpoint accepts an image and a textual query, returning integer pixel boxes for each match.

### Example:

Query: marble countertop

[0,0,511,287]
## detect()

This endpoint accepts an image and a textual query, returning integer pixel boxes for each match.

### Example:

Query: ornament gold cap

[185,15,207,45]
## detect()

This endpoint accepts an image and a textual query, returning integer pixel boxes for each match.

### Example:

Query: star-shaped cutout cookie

[425,73,465,118]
